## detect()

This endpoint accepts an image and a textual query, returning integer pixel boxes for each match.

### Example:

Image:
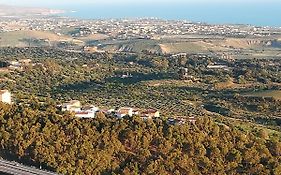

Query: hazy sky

[0,0,279,6]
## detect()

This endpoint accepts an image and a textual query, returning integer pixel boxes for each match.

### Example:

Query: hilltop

[0,30,83,47]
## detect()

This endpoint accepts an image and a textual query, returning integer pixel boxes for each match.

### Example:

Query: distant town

[1,16,281,38]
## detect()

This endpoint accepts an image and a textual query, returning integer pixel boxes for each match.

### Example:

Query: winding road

[0,159,58,175]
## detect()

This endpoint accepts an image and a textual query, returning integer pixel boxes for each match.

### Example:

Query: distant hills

[1,29,281,56]
[0,5,64,17]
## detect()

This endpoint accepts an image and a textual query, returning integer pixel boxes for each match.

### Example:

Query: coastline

[0,5,65,17]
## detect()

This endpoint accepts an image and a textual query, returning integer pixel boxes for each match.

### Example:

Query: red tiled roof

[142,109,158,114]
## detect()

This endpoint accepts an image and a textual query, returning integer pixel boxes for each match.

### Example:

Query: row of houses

[0,91,197,125]
[60,100,197,125]
[0,90,196,125]
[60,100,161,120]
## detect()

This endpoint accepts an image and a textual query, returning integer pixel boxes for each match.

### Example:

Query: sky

[0,0,280,6]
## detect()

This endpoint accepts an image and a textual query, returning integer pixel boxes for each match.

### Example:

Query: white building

[116,107,133,118]
[75,105,99,118]
[61,100,81,112]
[0,90,11,104]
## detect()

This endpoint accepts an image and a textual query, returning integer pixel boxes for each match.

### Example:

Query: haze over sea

[56,3,281,27]
[1,0,281,27]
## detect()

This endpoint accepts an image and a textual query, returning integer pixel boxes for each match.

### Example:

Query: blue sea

[52,3,281,27]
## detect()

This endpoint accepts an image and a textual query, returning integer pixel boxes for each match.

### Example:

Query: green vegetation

[0,47,280,174]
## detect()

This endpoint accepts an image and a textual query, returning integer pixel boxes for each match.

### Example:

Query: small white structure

[0,90,11,104]
[116,107,133,118]
[120,73,133,79]
[207,64,229,70]
[62,100,81,112]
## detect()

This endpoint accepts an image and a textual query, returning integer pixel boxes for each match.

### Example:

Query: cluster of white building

[0,91,196,125]
[60,100,160,120]
[60,100,197,125]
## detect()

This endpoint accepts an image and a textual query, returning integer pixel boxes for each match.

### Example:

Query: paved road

[0,159,58,175]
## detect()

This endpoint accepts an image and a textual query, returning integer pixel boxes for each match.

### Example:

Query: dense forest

[0,102,280,175]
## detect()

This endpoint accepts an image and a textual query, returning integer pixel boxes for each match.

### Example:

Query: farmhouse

[74,105,99,118]
[116,107,133,118]
[61,100,81,112]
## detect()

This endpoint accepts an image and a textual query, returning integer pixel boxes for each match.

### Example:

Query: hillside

[0,47,280,174]
[220,38,268,49]
[96,37,281,55]
[99,40,162,53]
[159,38,281,54]
[1,30,281,56]
[0,103,280,175]
[159,41,215,54]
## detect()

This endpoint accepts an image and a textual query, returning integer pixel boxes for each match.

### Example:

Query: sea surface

[51,3,281,27]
